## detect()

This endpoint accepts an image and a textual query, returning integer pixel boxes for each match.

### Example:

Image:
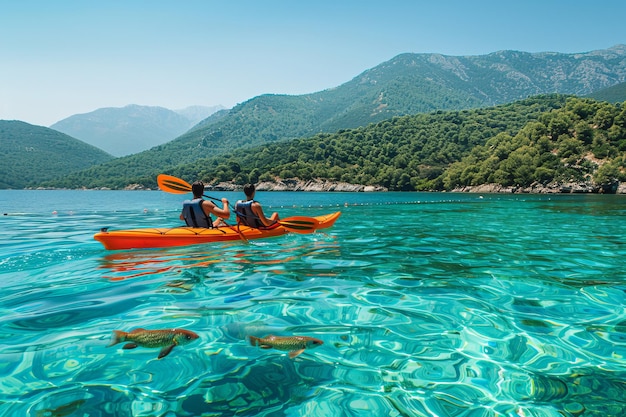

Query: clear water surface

[1,190,625,416]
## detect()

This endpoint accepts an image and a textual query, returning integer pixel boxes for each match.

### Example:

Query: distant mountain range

[50,104,224,156]
[4,45,626,189]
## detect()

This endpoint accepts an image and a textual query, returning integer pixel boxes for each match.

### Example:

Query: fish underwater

[108,328,199,359]
[35,399,86,417]
[249,334,323,358]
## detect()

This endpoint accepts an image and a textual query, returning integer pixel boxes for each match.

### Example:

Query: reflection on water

[1,193,625,416]
[98,238,340,283]
[99,250,224,281]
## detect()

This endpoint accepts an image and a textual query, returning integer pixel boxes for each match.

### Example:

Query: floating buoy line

[3,197,488,216]
[265,198,484,210]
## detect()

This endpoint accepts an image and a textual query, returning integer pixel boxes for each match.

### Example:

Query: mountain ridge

[50,104,224,156]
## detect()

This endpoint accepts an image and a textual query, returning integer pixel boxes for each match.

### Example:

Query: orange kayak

[94,211,341,250]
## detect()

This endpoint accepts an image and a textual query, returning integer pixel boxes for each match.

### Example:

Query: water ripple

[1,193,626,416]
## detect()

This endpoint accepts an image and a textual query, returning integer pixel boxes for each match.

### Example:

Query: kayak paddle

[157,174,319,233]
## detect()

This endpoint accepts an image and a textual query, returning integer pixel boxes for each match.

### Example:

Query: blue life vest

[235,200,263,228]
[182,198,213,228]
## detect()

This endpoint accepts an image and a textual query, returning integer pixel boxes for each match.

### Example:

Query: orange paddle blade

[157,174,192,194]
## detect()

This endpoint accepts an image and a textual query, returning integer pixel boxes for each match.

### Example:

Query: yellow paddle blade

[157,174,192,194]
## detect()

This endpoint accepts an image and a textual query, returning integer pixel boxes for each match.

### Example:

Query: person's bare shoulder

[202,200,216,211]
[251,201,264,214]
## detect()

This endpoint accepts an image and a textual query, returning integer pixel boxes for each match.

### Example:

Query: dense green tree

[441,97,626,190]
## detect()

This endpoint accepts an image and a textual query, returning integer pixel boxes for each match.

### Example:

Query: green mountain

[165,94,573,190]
[588,81,626,103]
[50,104,223,157]
[27,45,626,189]
[138,94,626,193]
[144,45,626,153]
[0,121,114,189]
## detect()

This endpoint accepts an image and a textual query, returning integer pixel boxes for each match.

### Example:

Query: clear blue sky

[1,0,624,126]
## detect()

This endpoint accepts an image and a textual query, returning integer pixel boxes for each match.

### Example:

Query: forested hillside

[158,95,563,189]
[164,95,626,192]
[441,97,626,191]
[35,46,626,189]
[34,95,626,192]
[0,121,113,189]
[588,82,626,104]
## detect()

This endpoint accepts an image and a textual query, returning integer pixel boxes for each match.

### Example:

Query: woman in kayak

[235,183,280,229]
[180,181,230,228]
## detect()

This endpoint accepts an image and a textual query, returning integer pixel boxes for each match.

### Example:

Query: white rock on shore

[206,179,387,192]
[205,178,624,194]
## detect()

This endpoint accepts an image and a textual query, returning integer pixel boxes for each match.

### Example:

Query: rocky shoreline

[205,178,388,192]
[450,181,626,194]
[205,178,626,194]
[123,178,626,194]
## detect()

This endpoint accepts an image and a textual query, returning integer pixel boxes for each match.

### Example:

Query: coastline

[204,178,626,194]
[50,178,623,194]
[450,181,626,194]
[205,178,388,193]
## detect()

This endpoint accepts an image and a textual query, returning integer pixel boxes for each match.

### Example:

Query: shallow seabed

[1,191,625,416]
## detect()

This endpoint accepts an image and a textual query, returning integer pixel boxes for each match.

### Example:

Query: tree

[547,113,570,138]
[594,160,620,185]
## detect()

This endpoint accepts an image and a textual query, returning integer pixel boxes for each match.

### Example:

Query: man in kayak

[180,181,230,228]
[235,183,280,228]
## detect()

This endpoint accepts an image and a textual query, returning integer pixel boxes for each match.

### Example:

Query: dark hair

[191,181,204,198]
[243,183,256,198]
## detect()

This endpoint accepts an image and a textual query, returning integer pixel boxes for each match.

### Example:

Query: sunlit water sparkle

[1,190,625,416]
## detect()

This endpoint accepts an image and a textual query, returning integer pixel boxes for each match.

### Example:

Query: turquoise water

[1,190,625,416]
